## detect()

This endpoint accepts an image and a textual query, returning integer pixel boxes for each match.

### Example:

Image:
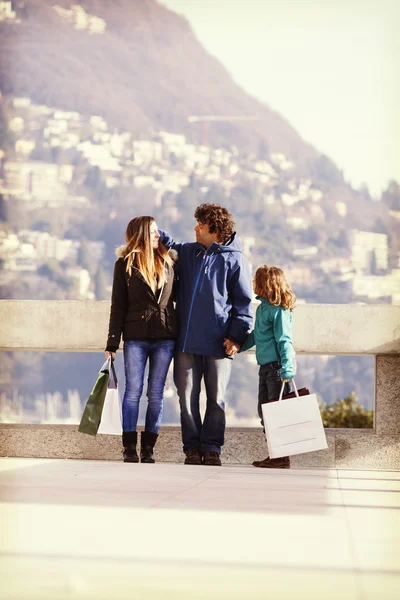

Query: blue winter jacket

[159,230,253,357]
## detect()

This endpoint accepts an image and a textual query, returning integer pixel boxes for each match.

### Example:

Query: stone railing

[0,300,399,469]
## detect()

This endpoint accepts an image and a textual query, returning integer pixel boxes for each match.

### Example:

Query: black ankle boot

[140,431,158,463]
[122,431,139,463]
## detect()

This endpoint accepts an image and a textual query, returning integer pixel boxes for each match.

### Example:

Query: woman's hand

[281,377,291,382]
[105,351,116,361]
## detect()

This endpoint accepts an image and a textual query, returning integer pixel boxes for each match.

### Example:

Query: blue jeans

[173,351,232,454]
[122,339,175,433]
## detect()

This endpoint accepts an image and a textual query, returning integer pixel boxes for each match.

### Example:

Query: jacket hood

[197,231,243,255]
[115,245,126,259]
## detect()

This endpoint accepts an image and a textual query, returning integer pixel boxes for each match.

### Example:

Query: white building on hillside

[133,141,163,165]
[353,271,400,304]
[159,132,186,148]
[350,230,388,273]
[0,1,18,22]
[53,5,106,34]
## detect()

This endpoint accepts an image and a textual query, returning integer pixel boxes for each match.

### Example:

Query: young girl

[239,265,296,469]
[105,216,178,464]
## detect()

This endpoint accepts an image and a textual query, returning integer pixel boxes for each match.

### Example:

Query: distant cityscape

[1,95,399,303]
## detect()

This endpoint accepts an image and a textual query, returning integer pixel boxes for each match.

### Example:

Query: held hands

[104,351,116,361]
[223,338,240,356]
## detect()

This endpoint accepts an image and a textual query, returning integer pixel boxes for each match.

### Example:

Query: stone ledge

[334,431,400,470]
[375,355,400,435]
[2,424,394,469]
[1,301,399,354]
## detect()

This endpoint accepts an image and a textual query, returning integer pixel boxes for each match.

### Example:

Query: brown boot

[252,456,290,469]
[203,451,221,466]
[184,448,202,465]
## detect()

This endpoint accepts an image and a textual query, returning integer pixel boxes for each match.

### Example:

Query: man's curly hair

[194,203,235,243]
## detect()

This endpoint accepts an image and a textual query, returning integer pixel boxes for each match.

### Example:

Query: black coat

[106,255,178,352]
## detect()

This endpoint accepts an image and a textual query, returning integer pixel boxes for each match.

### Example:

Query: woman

[105,216,178,463]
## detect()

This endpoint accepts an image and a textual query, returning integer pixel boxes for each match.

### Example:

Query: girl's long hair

[253,265,296,311]
[116,216,172,292]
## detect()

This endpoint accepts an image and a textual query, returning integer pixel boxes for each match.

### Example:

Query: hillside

[0,0,323,167]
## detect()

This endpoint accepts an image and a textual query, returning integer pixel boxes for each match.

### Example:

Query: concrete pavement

[1,458,399,599]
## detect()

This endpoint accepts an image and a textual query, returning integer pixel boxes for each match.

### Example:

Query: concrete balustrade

[0,300,399,469]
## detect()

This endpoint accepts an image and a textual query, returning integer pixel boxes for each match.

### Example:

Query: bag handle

[278,379,298,401]
[110,357,118,387]
[102,357,118,387]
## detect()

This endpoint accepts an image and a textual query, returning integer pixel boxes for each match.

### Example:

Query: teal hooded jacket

[240,297,295,379]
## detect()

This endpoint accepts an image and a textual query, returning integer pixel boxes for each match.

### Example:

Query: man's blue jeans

[173,351,232,454]
[122,339,175,433]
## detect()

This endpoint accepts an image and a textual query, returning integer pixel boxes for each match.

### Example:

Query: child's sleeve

[238,330,255,353]
[273,308,295,379]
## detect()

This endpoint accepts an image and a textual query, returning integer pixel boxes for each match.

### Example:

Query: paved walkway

[1,458,399,599]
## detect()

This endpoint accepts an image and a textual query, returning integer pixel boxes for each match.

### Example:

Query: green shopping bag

[78,358,112,436]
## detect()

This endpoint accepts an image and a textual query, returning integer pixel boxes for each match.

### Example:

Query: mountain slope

[0,0,321,166]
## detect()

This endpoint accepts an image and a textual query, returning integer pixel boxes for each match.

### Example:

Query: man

[160,203,253,465]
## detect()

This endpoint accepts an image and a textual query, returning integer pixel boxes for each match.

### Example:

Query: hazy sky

[162,0,399,197]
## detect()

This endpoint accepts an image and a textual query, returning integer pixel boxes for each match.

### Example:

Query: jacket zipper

[157,279,165,304]
[182,251,207,351]
[132,266,165,305]
[198,264,210,293]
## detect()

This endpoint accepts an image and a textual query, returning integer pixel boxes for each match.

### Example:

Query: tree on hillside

[382,180,400,211]
[172,187,200,240]
[0,194,6,222]
[314,355,374,409]
[320,392,373,428]
[94,268,109,300]
[372,218,388,234]
[77,239,96,275]
[358,183,372,202]
[37,261,75,292]
[257,139,269,160]
[32,220,51,232]
[370,249,378,275]
[311,155,343,186]
[85,166,102,191]
[0,100,15,152]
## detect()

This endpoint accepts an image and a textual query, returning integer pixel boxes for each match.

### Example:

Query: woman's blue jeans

[122,339,175,434]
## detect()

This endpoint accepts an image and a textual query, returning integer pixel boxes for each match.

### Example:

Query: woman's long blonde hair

[117,216,172,292]
[253,265,296,311]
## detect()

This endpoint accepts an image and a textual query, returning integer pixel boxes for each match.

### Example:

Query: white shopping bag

[98,358,122,435]
[262,381,328,459]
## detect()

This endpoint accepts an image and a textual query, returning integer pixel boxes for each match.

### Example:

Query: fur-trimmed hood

[115,246,178,263]
[168,248,178,263]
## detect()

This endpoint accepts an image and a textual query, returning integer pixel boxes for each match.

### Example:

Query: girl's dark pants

[258,361,292,433]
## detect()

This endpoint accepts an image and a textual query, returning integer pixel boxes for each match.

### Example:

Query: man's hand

[223,338,240,356]
[105,351,116,361]
[281,378,291,382]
